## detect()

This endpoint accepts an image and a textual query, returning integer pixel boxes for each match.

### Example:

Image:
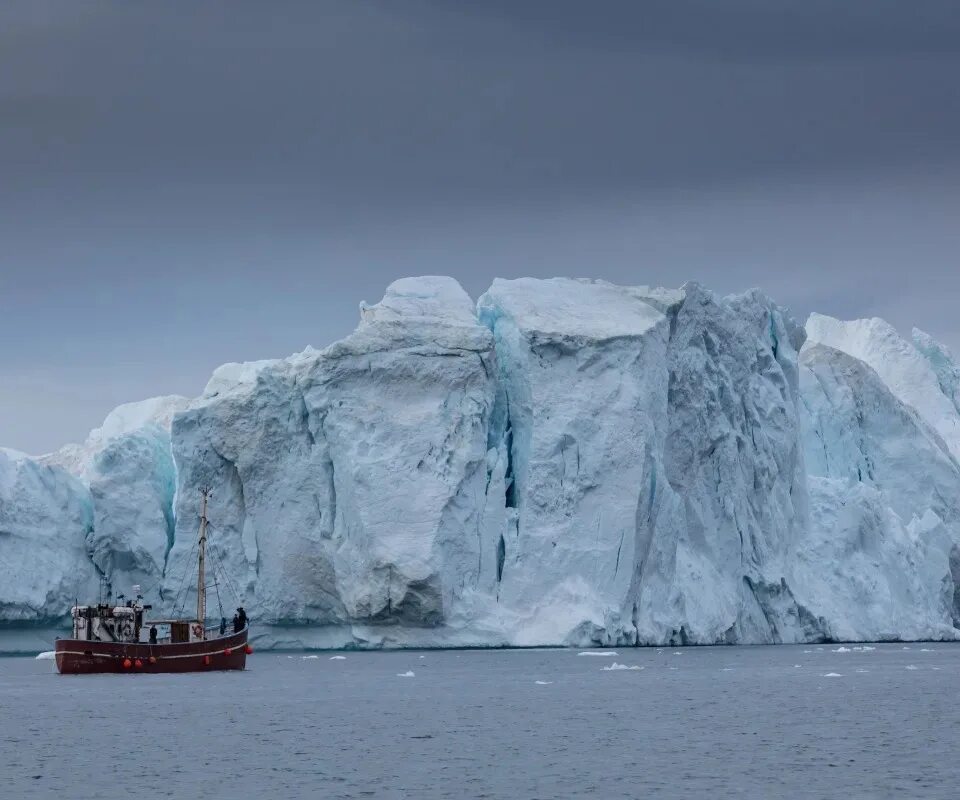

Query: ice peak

[478,277,666,340]
[97,395,190,440]
[805,312,960,462]
[358,276,477,329]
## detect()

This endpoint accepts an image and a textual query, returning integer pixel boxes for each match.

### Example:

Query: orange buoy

[203,655,211,666]
[122,658,132,669]
[134,659,143,669]
[148,656,157,665]
[244,645,253,655]
[224,648,232,656]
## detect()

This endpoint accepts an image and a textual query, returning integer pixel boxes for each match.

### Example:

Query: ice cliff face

[30,396,188,609]
[473,279,811,646]
[3,277,960,648]
[164,277,497,639]
[798,324,960,640]
[0,449,96,621]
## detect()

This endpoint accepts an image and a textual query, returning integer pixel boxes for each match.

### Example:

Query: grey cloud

[1,1,958,452]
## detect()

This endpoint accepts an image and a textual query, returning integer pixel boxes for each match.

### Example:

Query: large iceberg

[2,276,960,649]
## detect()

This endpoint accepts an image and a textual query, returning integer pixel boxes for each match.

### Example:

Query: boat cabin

[71,603,207,645]
[71,604,144,643]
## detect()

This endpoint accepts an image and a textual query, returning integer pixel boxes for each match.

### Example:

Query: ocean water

[2,643,959,799]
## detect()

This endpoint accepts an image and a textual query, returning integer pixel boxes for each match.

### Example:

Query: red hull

[54,628,249,674]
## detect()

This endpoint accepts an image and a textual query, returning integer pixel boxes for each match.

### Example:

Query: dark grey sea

[2,643,958,799]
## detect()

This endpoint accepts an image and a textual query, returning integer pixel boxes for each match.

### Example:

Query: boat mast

[196,487,211,636]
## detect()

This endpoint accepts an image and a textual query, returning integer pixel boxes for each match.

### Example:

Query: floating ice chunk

[855,669,869,673]
[35,651,55,660]
[822,672,843,677]
[397,670,415,677]
[673,651,682,656]
[329,655,346,660]
[578,651,618,657]
[601,662,643,671]
[535,680,553,685]
[803,650,812,653]
[832,647,851,653]
[905,665,919,670]
[920,648,935,652]
[861,646,876,651]
[793,664,802,668]
[721,668,734,671]
[419,655,425,659]
[301,655,319,659]
[902,647,911,650]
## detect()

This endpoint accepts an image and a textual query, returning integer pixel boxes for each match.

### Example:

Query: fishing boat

[54,488,251,675]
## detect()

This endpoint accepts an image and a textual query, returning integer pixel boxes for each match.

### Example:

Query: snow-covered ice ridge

[3,276,960,649]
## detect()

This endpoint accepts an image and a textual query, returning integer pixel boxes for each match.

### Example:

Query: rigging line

[171,543,198,615]
[209,546,242,605]
[211,569,224,619]
[204,520,242,603]
[169,541,199,617]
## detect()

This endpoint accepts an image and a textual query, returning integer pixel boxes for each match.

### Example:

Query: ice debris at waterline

[3,275,960,651]
[602,662,644,671]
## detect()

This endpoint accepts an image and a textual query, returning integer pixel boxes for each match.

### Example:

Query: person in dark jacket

[236,607,248,630]
[149,625,158,645]
[232,613,240,633]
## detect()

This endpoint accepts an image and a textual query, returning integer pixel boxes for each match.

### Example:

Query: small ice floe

[803,650,812,653]
[902,646,911,650]
[669,666,678,670]
[301,655,319,659]
[721,668,734,672]
[905,665,919,670]
[832,647,851,653]
[578,651,618,657]
[920,648,935,652]
[534,680,553,685]
[419,655,425,659]
[793,664,802,668]
[932,667,941,671]
[822,672,843,677]
[673,651,682,656]
[855,669,869,673]
[397,671,415,677]
[601,662,643,671]
[35,651,55,660]
[860,646,876,651]
[329,655,346,660]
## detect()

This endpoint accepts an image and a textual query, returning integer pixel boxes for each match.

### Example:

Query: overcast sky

[2,1,959,453]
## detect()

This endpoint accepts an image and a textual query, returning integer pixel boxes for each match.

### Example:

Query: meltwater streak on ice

[5,645,960,800]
